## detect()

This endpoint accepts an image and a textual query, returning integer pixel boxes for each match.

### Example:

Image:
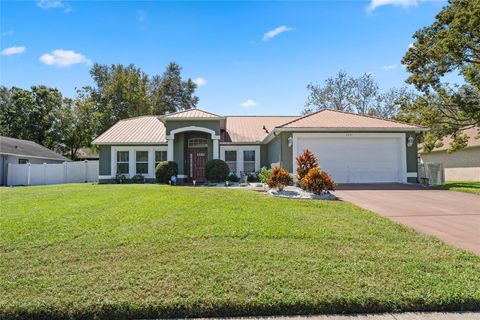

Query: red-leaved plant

[301,167,336,195]
[296,149,318,188]
[267,167,292,191]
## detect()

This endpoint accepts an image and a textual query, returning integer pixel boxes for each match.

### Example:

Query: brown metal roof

[279,109,425,130]
[163,109,222,119]
[92,116,166,144]
[419,126,480,153]
[93,109,427,145]
[223,116,299,142]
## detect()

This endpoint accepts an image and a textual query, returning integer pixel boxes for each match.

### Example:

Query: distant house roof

[278,109,426,131]
[75,148,99,160]
[92,108,426,145]
[419,126,480,153]
[0,136,69,161]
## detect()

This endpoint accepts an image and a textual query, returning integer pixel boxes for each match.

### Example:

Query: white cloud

[408,42,415,49]
[37,0,71,12]
[367,0,418,11]
[137,10,147,27]
[263,25,293,42]
[1,46,26,56]
[39,49,91,67]
[383,64,397,71]
[240,99,257,109]
[2,30,14,37]
[193,77,207,86]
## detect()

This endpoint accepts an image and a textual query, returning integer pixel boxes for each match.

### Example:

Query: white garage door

[296,135,405,183]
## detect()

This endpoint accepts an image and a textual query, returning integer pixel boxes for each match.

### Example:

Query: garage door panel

[297,137,401,183]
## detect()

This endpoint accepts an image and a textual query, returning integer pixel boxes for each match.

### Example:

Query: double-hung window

[117,151,129,175]
[243,150,255,173]
[225,150,237,174]
[136,151,149,174]
[155,150,167,168]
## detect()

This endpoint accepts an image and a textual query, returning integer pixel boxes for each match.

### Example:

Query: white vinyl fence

[7,161,99,186]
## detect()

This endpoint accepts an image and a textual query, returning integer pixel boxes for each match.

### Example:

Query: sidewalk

[201,312,480,320]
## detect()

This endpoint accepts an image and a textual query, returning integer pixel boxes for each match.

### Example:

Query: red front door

[188,148,207,182]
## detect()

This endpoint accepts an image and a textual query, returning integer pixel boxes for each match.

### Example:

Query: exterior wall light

[288,135,293,148]
[407,135,414,147]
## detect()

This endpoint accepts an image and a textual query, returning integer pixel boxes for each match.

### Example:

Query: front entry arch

[166,126,220,161]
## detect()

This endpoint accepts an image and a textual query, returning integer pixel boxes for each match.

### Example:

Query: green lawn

[1,184,479,319]
[436,181,480,195]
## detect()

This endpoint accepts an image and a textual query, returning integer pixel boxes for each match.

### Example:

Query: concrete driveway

[335,184,480,255]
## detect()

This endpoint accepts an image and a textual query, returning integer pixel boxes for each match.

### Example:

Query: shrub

[258,166,272,184]
[132,174,145,184]
[267,167,292,191]
[226,173,240,182]
[155,161,178,183]
[296,149,318,188]
[302,167,336,195]
[114,174,126,184]
[205,159,230,182]
[247,172,259,182]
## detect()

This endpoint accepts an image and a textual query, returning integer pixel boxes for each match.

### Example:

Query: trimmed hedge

[155,161,178,183]
[205,159,230,182]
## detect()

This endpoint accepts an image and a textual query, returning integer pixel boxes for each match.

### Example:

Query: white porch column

[212,137,220,159]
[167,136,174,161]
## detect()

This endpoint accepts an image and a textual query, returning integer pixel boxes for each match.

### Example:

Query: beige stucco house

[419,126,480,181]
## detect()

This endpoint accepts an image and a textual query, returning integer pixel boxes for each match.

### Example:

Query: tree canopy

[400,0,480,152]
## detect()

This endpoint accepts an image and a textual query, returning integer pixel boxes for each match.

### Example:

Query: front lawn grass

[1,184,479,319]
[436,181,480,195]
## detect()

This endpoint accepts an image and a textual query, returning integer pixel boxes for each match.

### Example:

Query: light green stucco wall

[406,133,419,183]
[266,132,293,171]
[166,120,220,136]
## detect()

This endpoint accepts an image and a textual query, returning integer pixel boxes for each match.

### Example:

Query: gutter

[262,127,429,144]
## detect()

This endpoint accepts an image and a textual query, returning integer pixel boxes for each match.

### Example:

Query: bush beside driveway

[1,184,480,319]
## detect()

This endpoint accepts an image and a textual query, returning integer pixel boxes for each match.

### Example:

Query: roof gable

[279,109,425,130]
[162,109,223,120]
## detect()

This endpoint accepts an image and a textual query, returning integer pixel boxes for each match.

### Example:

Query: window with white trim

[155,150,167,168]
[225,150,237,174]
[117,151,129,175]
[135,151,148,174]
[188,138,208,148]
[243,150,255,173]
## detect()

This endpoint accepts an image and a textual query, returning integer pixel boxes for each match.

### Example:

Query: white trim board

[219,145,261,177]
[109,145,167,179]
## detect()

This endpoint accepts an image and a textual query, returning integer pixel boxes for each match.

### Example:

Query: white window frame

[154,150,168,169]
[224,150,237,174]
[135,150,149,175]
[109,146,167,179]
[116,151,130,175]
[220,145,260,177]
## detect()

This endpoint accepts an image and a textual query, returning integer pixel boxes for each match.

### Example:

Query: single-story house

[0,136,70,186]
[72,147,99,161]
[420,126,480,181]
[92,108,427,184]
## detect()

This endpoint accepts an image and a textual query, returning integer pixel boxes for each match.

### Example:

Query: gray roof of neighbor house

[0,136,69,161]
[92,108,427,145]
[419,126,480,153]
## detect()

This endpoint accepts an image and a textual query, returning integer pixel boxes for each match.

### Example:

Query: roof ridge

[277,108,426,129]
[276,109,327,128]
[163,108,222,118]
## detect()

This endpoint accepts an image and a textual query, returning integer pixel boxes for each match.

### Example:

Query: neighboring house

[0,136,70,186]
[73,148,99,161]
[92,109,427,184]
[419,126,480,181]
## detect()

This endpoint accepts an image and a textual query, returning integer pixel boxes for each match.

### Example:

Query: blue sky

[1,0,447,115]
